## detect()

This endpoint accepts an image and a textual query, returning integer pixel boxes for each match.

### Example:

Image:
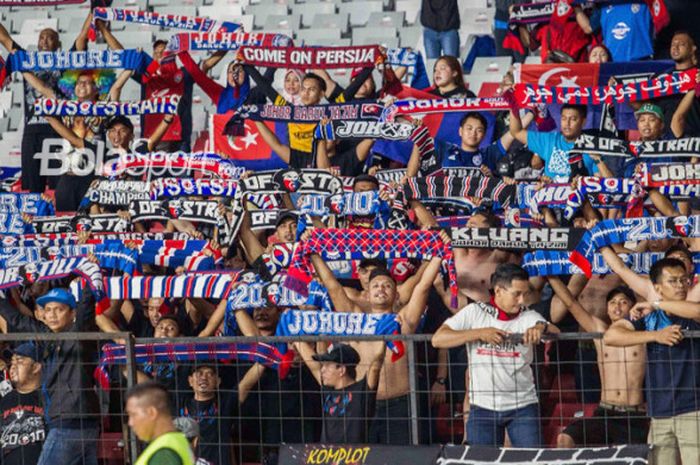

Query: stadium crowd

[0,1,699,465]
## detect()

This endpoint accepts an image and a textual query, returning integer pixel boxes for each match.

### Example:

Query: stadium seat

[97,432,126,465]
[459,7,494,38]
[471,56,513,76]
[338,1,383,27]
[245,3,289,28]
[7,108,22,132]
[367,11,405,28]
[8,10,50,34]
[295,2,337,28]
[547,372,579,403]
[354,35,399,48]
[396,25,421,49]
[263,14,300,34]
[111,0,148,8]
[352,26,396,47]
[157,6,199,17]
[396,0,421,25]
[209,0,251,9]
[198,5,245,19]
[310,13,349,35]
[296,28,342,45]
[119,31,155,49]
[149,0,172,7]
[524,55,543,64]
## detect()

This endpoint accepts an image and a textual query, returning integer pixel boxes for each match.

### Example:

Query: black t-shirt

[420,0,460,31]
[653,68,700,137]
[0,389,45,465]
[430,87,476,99]
[258,364,322,444]
[320,377,376,444]
[178,394,237,465]
[329,146,366,177]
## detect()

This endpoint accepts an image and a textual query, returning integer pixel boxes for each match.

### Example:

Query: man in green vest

[126,382,195,465]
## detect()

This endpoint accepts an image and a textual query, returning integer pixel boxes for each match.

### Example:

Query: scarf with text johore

[285,228,458,306]
[571,215,700,277]
[7,49,147,75]
[92,7,240,33]
[314,120,414,141]
[382,97,510,121]
[450,227,585,250]
[165,31,292,55]
[404,175,516,209]
[95,341,294,391]
[149,178,239,199]
[514,70,697,107]
[105,273,238,300]
[276,310,404,361]
[104,153,240,180]
[34,96,180,117]
[239,45,380,69]
[0,193,55,216]
[79,180,151,210]
[524,250,700,276]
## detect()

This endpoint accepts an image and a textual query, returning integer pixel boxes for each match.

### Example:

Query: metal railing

[1,331,698,465]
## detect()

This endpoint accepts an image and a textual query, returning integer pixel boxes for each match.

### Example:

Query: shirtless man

[318,257,426,313]
[548,277,648,447]
[313,252,444,444]
[601,243,700,302]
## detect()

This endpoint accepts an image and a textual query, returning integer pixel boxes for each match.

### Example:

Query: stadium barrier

[0,332,697,465]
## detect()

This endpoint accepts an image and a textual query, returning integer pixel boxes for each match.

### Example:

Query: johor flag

[211,114,288,171]
[517,60,673,130]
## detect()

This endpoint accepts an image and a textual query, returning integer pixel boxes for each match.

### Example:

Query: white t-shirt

[445,301,546,411]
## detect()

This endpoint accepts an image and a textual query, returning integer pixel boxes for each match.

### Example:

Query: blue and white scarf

[150,177,239,199]
[93,7,241,33]
[0,193,55,216]
[7,49,148,73]
[571,215,700,277]
[104,273,237,300]
[276,310,404,361]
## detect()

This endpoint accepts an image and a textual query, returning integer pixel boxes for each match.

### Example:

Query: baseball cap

[105,115,134,132]
[12,342,40,362]
[275,211,298,228]
[173,417,200,440]
[312,344,360,367]
[634,103,664,121]
[36,288,77,309]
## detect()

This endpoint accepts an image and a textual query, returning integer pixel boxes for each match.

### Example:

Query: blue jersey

[437,139,506,172]
[601,3,653,62]
[527,131,598,182]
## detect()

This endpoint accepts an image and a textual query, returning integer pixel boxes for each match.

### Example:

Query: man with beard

[548,278,648,447]
[649,31,700,136]
[605,258,700,465]
[0,343,45,465]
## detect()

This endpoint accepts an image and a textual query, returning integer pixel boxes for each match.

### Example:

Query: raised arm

[600,246,654,300]
[366,341,386,390]
[108,69,134,101]
[95,19,124,50]
[311,68,338,99]
[73,11,93,51]
[432,323,503,349]
[201,50,228,74]
[633,300,700,323]
[0,21,17,52]
[310,253,357,312]
[396,260,428,306]
[254,121,291,163]
[22,72,56,99]
[45,116,84,149]
[238,363,265,403]
[178,51,224,104]
[0,298,45,333]
[548,276,600,332]
[238,211,266,263]
[146,115,175,151]
[294,341,322,384]
[670,76,698,137]
[509,108,529,145]
[398,256,442,331]
[500,111,534,151]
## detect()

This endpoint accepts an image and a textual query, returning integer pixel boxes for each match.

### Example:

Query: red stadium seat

[98,432,125,465]
[435,403,465,444]
[547,373,579,403]
[544,402,599,446]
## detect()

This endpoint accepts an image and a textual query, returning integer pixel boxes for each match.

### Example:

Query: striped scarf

[104,153,241,180]
[239,45,380,69]
[93,8,240,33]
[524,250,700,276]
[382,97,510,121]
[7,49,148,73]
[314,120,414,141]
[79,180,152,210]
[514,70,697,107]
[404,175,516,210]
[571,216,700,277]
[286,228,458,306]
[276,310,404,361]
[104,273,238,300]
[165,31,291,54]
[0,193,55,216]
[95,341,293,391]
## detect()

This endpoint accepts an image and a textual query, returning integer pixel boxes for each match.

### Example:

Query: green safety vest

[135,431,195,465]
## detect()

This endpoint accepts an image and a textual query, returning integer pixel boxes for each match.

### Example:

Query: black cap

[353,174,379,187]
[312,343,360,367]
[275,211,298,228]
[105,115,134,133]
